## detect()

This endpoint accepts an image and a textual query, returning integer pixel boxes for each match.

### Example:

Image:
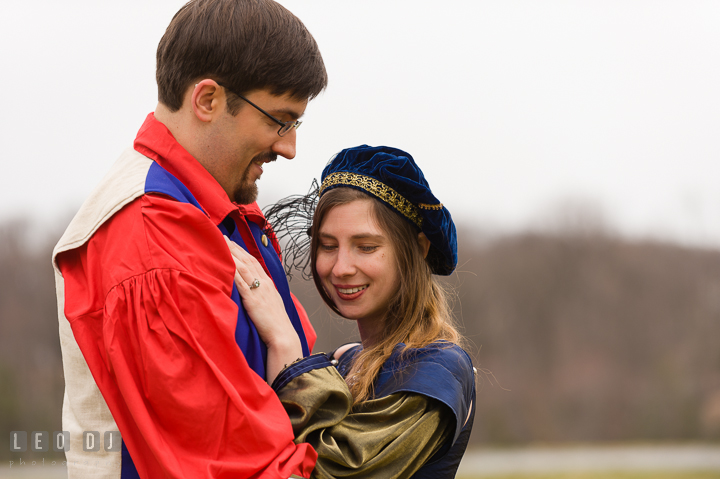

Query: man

[51,1,327,477]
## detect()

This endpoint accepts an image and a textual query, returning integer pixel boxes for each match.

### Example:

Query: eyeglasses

[216,82,302,137]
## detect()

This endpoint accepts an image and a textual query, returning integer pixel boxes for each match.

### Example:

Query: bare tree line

[296,224,720,445]
[1,214,719,459]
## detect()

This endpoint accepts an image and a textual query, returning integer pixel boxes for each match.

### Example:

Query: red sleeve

[291,293,316,353]
[59,195,317,479]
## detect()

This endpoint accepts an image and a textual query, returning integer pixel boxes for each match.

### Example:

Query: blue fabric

[145,161,206,214]
[373,343,474,445]
[336,342,476,478]
[133,161,310,474]
[247,220,310,358]
[120,440,141,479]
[271,353,334,392]
[321,145,457,275]
[414,404,475,479]
[217,219,268,377]
[144,162,309,377]
[338,342,473,445]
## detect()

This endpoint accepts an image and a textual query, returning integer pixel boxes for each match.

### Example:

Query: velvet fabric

[273,354,452,479]
[273,342,475,478]
[336,343,477,479]
[320,145,457,275]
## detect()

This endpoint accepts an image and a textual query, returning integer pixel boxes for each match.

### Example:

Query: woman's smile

[334,284,369,300]
[315,199,400,330]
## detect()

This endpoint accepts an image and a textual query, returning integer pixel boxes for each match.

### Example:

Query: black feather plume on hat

[262,179,319,281]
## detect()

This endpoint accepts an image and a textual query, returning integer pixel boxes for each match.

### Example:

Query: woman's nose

[332,248,356,277]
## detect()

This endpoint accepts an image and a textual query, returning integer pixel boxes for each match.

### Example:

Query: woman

[226,145,475,478]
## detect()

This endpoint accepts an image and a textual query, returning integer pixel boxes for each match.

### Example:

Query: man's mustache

[253,152,277,163]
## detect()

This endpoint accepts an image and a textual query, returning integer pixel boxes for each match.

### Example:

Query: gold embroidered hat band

[320,172,429,228]
[263,145,458,277]
[318,145,457,276]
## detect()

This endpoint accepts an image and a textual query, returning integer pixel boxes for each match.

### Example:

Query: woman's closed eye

[319,243,337,252]
[358,245,379,253]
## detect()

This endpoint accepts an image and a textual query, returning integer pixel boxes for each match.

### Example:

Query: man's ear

[417,232,431,259]
[191,79,223,122]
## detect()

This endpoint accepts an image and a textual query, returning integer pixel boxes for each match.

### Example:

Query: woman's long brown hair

[310,187,462,405]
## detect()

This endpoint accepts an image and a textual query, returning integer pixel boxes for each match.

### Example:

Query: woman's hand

[225,236,302,384]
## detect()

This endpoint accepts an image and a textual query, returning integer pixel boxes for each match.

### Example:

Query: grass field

[3,445,720,478]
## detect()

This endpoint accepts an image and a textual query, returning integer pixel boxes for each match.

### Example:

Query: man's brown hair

[157,0,327,112]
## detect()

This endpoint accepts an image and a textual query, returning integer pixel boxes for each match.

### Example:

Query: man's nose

[271,129,297,159]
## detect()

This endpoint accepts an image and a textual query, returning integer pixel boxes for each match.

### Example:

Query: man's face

[204,88,308,204]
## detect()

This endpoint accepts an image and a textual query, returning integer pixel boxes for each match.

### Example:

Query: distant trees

[1,216,719,459]
[0,220,63,460]
[445,230,720,443]
[299,227,720,444]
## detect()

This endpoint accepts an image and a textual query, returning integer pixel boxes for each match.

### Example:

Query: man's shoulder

[56,188,232,315]
[54,147,225,282]
[53,147,153,263]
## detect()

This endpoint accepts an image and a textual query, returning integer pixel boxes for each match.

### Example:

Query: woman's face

[315,199,400,333]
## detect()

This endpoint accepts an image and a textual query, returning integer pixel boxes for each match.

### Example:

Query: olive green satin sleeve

[275,362,454,479]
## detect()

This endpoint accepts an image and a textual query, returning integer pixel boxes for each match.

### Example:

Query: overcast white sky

[2,1,719,247]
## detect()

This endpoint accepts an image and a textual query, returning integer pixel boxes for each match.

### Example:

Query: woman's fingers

[225,236,245,261]
[233,269,248,291]
[225,236,250,265]
[225,236,271,290]
[227,246,253,288]
[223,236,298,365]
[226,238,255,290]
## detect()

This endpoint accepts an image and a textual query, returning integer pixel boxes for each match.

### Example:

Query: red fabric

[57,115,317,478]
[291,293,316,352]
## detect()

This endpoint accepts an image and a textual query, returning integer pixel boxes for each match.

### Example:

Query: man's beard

[233,152,276,204]
[233,166,258,204]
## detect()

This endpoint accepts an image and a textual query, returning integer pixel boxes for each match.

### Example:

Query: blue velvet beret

[320,145,457,276]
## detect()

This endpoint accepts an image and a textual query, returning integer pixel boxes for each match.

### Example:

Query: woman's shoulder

[331,341,473,374]
[331,342,361,361]
[387,341,474,380]
[376,341,475,401]
[331,342,362,378]
[377,342,475,445]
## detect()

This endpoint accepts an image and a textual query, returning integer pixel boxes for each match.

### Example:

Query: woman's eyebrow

[349,233,384,241]
[318,232,384,241]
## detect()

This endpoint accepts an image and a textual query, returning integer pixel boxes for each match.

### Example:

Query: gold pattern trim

[321,172,430,227]
[418,203,443,210]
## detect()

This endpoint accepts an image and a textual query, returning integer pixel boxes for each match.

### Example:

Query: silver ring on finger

[249,279,261,290]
